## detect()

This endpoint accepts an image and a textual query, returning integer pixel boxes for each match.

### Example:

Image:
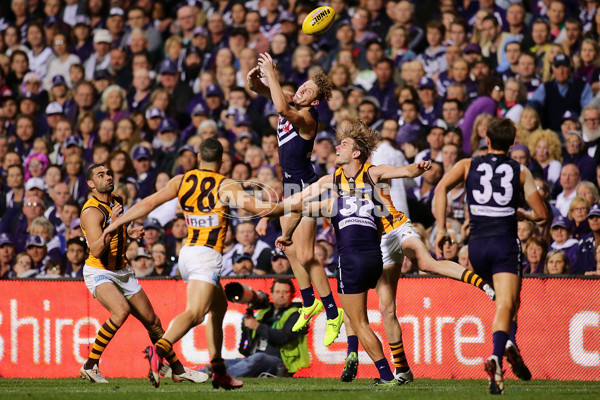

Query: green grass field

[1,378,599,400]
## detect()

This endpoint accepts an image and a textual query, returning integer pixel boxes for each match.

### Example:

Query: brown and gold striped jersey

[81,193,128,271]
[333,163,407,234]
[177,169,229,252]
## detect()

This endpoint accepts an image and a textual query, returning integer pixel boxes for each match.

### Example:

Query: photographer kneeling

[224,278,310,377]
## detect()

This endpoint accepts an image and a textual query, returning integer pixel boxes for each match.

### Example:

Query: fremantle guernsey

[277,106,319,190]
[465,154,522,238]
[331,195,382,255]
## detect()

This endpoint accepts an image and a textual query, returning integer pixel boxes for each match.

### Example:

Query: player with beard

[79,164,206,384]
[248,53,344,346]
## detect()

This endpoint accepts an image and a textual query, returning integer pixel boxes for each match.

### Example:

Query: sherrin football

[302,6,336,36]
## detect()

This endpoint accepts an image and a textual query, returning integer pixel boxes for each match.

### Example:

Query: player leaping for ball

[247,52,344,346]
[80,163,207,384]
[104,138,300,389]
[435,118,546,394]
[274,117,497,385]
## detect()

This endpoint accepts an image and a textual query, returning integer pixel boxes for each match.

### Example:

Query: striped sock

[389,340,409,372]
[84,319,119,369]
[461,269,486,290]
[211,357,227,376]
[148,327,184,375]
[155,338,172,359]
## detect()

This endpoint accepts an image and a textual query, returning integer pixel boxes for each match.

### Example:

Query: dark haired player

[434,118,547,394]
[79,163,206,384]
[104,138,299,388]
[248,52,344,346]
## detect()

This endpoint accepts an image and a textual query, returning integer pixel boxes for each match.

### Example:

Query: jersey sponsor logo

[185,214,220,228]
[94,274,110,283]
[338,217,377,230]
[469,204,516,217]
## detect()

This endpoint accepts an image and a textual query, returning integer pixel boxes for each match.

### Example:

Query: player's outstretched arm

[105,176,182,235]
[433,159,471,251]
[220,178,301,218]
[257,53,313,134]
[521,166,548,222]
[276,198,334,250]
[370,160,431,181]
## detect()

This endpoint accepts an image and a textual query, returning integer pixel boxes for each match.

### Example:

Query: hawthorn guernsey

[302,6,335,35]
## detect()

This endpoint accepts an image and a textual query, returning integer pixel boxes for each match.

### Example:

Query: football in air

[302,6,336,36]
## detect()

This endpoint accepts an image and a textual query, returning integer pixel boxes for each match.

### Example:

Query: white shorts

[380,220,420,266]
[83,265,142,299]
[178,246,223,286]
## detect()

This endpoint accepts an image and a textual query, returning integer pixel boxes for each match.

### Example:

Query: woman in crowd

[45,33,80,89]
[386,23,417,69]
[568,196,591,239]
[77,112,97,153]
[469,113,492,156]
[25,23,53,78]
[5,165,25,209]
[98,85,129,123]
[96,118,116,147]
[115,117,141,154]
[24,152,49,181]
[544,250,571,274]
[575,39,600,86]
[548,215,579,266]
[70,17,93,63]
[563,130,597,182]
[288,45,314,88]
[13,253,36,278]
[518,107,542,138]
[151,242,173,277]
[498,78,526,123]
[576,181,600,206]
[328,65,352,92]
[523,236,548,274]
[528,129,563,185]
[127,68,152,113]
[108,149,134,185]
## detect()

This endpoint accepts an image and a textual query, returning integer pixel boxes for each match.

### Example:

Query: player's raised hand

[127,222,145,240]
[257,53,275,76]
[246,66,262,82]
[275,235,293,251]
[255,217,268,236]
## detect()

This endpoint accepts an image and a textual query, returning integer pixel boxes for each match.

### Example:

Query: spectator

[0,233,16,278]
[25,235,48,272]
[84,30,112,80]
[576,181,600,206]
[569,196,592,239]
[131,247,154,277]
[13,253,36,278]
[223,221,272,276]
[65,236,86,277]
[417,20,447,78]
[528,129,563,185]
[544,249,571,274]
[556,164,582,217]
[548,215,579,267]
[142,218,163,248]
[45,34,81,90]
[29,216,62,261]
[270,248,291,275]
[523,236,548,274]
[386,23,417,69]
[150,242,172,277]
[528,54,592,132]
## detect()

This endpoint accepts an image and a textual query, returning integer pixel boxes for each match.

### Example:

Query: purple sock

[300,287,315,307]
[374,358,394,381]
[347,335,358,355]
[509,321,518,346]
[492,331,509,368]
[321,293,339,319]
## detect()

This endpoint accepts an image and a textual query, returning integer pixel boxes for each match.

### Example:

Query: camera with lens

[224,282,271,356]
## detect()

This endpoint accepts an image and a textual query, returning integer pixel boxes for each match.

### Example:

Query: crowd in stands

[1,0,600,280]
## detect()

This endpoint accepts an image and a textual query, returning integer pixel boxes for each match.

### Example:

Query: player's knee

[188,311,205,326]
[111,306,131,325]
[295,251,315,267]
[378,300,396,320]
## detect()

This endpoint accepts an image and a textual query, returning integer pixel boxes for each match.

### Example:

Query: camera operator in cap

[221,278,309,377]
